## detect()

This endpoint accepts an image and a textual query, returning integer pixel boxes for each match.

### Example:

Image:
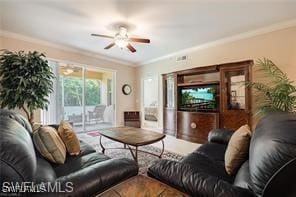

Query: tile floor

[151,134,200,156]
[141,127,201,156]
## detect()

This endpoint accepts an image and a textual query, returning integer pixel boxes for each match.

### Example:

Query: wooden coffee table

[99,127,165,163]
[98,175,188,197]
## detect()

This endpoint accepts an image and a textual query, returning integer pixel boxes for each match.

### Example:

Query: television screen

[179,85,218,111]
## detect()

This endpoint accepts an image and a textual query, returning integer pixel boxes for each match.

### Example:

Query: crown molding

[0,30,136,67]
[139,18,296,66]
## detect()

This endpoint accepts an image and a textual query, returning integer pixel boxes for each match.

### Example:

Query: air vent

[176,55,188,62]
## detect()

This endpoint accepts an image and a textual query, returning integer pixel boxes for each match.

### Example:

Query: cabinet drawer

[177,111,219,143]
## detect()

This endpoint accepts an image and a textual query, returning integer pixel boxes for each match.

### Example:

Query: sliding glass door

[84,68,114,131]
[43,60,115,133]
[58,64,84,132]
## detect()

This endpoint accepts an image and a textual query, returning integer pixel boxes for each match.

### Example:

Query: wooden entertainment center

[162,60,252,143]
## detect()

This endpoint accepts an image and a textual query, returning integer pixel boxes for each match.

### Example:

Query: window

[42,60,115,132]
[85,79,101,105]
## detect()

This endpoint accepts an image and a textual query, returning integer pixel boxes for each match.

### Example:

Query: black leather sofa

[148,113,296,197]
[0,109,138,196]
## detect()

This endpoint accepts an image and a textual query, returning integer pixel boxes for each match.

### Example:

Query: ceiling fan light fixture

[119,26,128,36]
[91,25,149,52]
[63,68,74,75]
[115,39,128,48]
[114,33,128,48]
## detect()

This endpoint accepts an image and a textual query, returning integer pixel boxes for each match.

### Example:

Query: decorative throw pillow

[58,121,80,155]
[225,125,252,175]
[33,126,66,164]
[32,123,42,133]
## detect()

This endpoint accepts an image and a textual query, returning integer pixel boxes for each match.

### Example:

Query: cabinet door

[220,63,252,130]
[163,74,177,136]
[177,112,219,144]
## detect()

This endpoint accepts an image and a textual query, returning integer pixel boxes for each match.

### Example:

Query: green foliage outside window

[61,76,101,106]
[85,79,101,105]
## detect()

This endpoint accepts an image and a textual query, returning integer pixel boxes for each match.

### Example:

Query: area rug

[78,131,184,174]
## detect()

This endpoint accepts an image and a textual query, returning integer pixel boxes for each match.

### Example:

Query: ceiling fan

[60,65,81,75]
[91,27,150,53]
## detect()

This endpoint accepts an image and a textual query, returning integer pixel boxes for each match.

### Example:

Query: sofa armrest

[262,158,296,197]
[148,159,253,197]
[208,128,234,145]
[38,158,138,197]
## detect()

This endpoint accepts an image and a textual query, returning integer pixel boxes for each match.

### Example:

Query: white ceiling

[1,0,296,66]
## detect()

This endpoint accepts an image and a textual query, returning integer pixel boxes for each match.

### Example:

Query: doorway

[43,60,115,132]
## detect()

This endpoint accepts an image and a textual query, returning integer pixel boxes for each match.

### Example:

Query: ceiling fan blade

[126,43,136,53]
[104,43,115,49]
[128,37,150,43]
[91,33,114,39]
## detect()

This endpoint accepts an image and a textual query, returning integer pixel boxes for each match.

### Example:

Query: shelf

[177,81,220,87]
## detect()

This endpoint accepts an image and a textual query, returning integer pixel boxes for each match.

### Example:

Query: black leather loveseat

[0,109,138,196]
[148,113,296,197]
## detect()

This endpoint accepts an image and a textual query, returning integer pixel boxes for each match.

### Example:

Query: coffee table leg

[159,140,165,158]
[135,146,138,163]
[99,135,105,154]
[126,145,138,164]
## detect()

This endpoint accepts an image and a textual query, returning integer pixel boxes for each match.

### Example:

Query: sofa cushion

[182,149,232,183]
[33,126,66,164]
[34,140,96,182]
[52,152,110,177]
[54,158,138,197]
[234,160,252,191]
[78,140,96,155]
[148,159,252,197]
[32,122,43,133]
[35,157,57,183]
[194,142,228,165]
[58,121,81,155]
[225,125,252,175]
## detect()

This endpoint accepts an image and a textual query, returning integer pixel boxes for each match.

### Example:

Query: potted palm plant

[248,58,296,116]
[0,50,54,126]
